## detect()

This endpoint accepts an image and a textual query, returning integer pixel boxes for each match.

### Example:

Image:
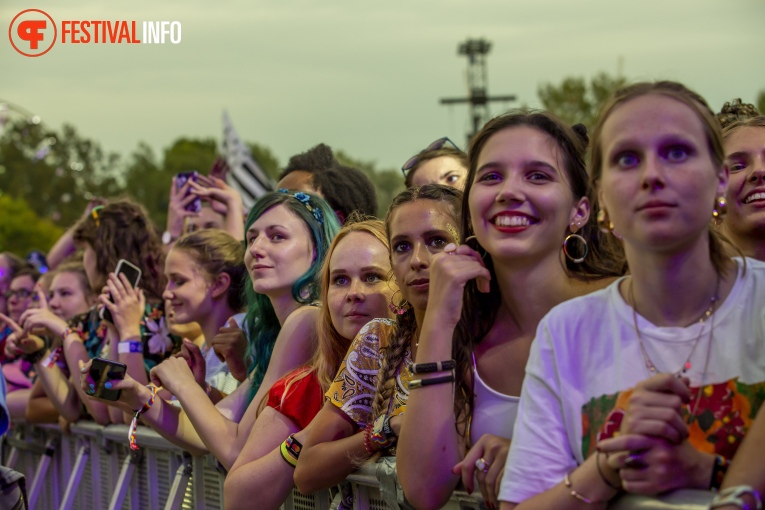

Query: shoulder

[352,318,396,349]
[279,306,320,338]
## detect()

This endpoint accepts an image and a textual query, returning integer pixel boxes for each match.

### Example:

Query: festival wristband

[370,415,396,449]
[710,455,730,491]
[279,434,302,468]
[118,341,143,354]
[409,359,456,374]
[42,346,62,368]
[710,485,762,510]
[128,385,158,450]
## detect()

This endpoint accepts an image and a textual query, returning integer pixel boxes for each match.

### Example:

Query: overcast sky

[2,0,764,172]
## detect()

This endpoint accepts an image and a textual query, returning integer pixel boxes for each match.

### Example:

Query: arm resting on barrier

[294,402,368,495]
[225,407,301,510]
[34,357,82,423]
[25,377,62,423]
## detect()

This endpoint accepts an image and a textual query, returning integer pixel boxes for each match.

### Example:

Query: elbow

[401,485,452,510]
[293,463,318,495]
[223,474,247,510]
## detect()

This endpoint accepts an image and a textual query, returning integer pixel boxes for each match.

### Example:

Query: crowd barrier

[1,421,715,510]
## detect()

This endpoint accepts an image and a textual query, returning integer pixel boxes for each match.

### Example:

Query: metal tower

[440,38,516,145]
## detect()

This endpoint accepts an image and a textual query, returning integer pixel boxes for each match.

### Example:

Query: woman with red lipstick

[719,115,765,261]
[224,218,395,510]
[295,185,463,496]
[499,82,765,509]
[398,112,622,510]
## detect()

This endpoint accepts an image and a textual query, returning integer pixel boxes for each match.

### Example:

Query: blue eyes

[614,144,695,169]
[332,274,384,286]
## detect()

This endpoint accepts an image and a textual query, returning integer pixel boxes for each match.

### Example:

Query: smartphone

[175,171,201,213]
[100,259,142,323]
[88,357,127,401]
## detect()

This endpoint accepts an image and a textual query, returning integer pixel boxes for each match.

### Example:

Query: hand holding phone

[86,357,127,401]
[175,171,202,213]
[100,260,142,324]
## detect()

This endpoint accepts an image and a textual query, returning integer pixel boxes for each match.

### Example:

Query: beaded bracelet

[409,360,456,374]
[710,455,730,491]
[409,373,455,389]
[128,385,158,450]
[564,470,606,505]
[61,326,80,340]
[363,423,376,455]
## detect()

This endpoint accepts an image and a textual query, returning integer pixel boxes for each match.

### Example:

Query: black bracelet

[409,360,456,374]
[408,373,455,389]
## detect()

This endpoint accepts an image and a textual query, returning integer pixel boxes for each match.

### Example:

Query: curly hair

[404,147,469,188]
[72,200,165,299]
[172,229,247,312]
[279,144,378,221]
[717,98,761,130]
[242,190,341,403]
[371,185,463,423]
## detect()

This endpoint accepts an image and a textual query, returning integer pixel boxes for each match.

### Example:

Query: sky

[2,0,764,172]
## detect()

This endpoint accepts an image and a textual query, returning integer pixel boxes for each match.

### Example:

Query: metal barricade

[1,422,718,510]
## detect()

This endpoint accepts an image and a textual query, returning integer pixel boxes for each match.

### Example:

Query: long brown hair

[73,200,165,299]
[451,110,625,436]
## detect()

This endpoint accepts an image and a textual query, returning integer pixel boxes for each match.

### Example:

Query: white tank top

[470,352,519,446]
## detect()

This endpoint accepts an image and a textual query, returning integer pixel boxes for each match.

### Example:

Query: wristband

[408,373,455,389]
[62,326,82,341]
[42,346,62,368]
[710,485,762,510]
[118,341,143,354]
[22,348,47,365]
[128,385,158,450]
[370,415,396,450]
[279,435,302,468]
[409,360,456,374]
[710,455,730,491]
[363,423,376,455]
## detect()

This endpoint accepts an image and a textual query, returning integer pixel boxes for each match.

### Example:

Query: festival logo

[9,9,57,57]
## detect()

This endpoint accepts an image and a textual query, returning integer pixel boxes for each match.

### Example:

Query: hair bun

[717,98,760,129]
[571,123,589,146]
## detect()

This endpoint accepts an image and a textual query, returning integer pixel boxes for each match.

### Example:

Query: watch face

[162,231,173,245]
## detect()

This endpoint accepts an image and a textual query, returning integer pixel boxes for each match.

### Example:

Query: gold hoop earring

[597,209,614,233]
[388,289,410,315]
[712,196,727,222]
[563,234,588,264]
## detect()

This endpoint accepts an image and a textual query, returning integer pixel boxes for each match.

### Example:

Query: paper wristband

[118,341,143,354]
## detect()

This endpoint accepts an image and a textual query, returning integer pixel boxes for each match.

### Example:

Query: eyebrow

[476,160,558,173]
[331,265,386,274]
[726,151,750,160]
[247,224,286,235]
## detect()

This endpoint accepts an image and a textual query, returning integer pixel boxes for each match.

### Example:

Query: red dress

[266,367,323,429]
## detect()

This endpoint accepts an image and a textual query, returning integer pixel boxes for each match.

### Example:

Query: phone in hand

[100,259,142,324]
[175,171,201,213]
[88,357,127,401]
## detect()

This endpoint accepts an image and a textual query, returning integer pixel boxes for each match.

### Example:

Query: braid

[370,309,415,420]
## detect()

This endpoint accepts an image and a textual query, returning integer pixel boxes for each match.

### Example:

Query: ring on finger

[475,457,490,473]
[623,451,647,469]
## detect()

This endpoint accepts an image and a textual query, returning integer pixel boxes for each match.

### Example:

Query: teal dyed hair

[242,190,340,403]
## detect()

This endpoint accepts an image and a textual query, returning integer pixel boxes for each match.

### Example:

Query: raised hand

[100,273,146,339]
[210,318,248,382]
[175,338,207,388]
[19,284,68,337]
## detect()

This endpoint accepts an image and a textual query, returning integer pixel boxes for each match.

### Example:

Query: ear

[210,272,231,300]
[569,196,591,233]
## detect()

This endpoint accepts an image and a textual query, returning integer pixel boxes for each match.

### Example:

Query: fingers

[597,434,654,455]
[35,284,49,309]
[182,338,202,357]
[623,409,688,444]
[0,312,23,333]
[149,366,163,388]
[636,373,692,402]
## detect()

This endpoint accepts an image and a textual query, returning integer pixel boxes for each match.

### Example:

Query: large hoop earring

[464,235,488,260]
[388,289,410,315]
[563,234,588,264]
[597,209,614,233]
[712,196,727,223]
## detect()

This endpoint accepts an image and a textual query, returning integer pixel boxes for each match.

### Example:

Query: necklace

[629,276,720,377]
[629,275,720,423]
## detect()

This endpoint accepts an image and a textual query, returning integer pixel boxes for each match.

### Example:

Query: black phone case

[89,358,126,401]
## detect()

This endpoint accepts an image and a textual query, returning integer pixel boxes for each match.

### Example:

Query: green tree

[0,195,64,255]
[248,142,281,181]
[0,120,123,227]
[537,72,628,129]
[757,89,765,116]
[335,151,403,217]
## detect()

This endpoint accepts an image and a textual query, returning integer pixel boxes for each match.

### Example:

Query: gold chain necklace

[629,276,720,377]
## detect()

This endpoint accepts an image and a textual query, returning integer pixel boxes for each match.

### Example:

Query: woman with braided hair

[294,184,463,495]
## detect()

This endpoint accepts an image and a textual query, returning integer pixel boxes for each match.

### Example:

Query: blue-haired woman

[80,190,340,470]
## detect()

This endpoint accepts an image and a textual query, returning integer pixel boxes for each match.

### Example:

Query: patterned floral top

[71,302,180,375]
[325,319,413,429]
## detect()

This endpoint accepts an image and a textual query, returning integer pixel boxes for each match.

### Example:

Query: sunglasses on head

[401,137,461,178]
